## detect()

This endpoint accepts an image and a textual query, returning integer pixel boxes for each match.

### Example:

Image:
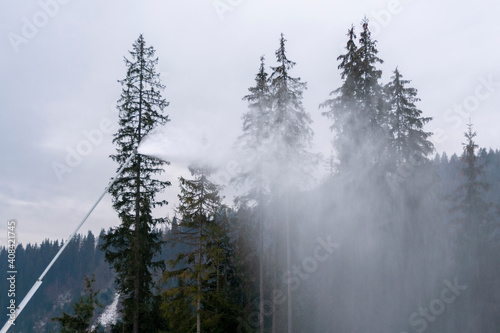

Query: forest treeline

[2,19,500,333]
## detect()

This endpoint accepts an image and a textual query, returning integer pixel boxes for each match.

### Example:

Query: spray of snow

[96,292,120,329]
[138,121,235,168]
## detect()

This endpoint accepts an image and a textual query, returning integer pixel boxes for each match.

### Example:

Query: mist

[138,25,499,333]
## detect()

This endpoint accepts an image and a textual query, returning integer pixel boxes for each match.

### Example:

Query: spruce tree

[357,19,384,115]
[163,165,236,333]
[236,55,272,333]
[268,33,313,333]
[451,123,496,330]
[100,34,170,333]
[319,20,400,331]
[382,69,437,313]
[453,123,492,248]
[240,56,272,160]
[269,33,313,175]
[320,19,385,172]
[385,67,433,168]
[320,24,360,169]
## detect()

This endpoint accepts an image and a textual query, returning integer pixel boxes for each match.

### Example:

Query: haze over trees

[236,54,272,333]
[3,20,500,333]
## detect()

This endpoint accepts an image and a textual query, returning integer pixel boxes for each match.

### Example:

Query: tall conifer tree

[237,55,272,333]
[321,19,385,172]
[385,67,433,168]
[268,33,314,333]
[101,34,170,333]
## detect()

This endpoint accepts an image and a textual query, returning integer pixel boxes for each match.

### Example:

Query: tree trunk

[216,263,220,315]
[197,219,202,333]
[259,192,265,333]
[133,54,144,333]
[285,192,292,333]
[133,149,141,333]
[272,263,277,333]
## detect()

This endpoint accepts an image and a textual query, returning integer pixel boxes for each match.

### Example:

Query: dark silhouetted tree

[100,34,170,333]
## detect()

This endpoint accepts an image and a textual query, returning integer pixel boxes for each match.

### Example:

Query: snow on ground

[96,292,120,330]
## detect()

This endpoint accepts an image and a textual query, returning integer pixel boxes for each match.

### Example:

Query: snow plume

[138,121,235,168]
[137,118,250,207]
[96,292,120,330]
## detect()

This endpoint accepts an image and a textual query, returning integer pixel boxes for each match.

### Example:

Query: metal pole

[0,150,136,333]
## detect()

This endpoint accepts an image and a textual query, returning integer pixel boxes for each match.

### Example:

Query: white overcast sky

[1,0,499,245]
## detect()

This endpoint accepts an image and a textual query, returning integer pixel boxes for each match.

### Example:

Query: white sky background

[1,0,499,245]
